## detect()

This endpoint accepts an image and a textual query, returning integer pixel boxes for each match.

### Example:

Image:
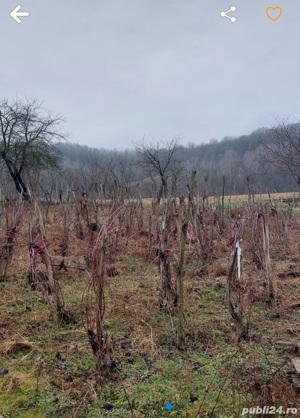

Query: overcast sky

[0,1,299,149]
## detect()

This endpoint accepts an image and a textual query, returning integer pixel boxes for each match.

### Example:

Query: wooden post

[262,204,276,303]
[35,203,67,322]
[226,246,246,341]
[177,171,196,349]
[221,175,225,222]
[148,213,152,256]
[88,227,113,373]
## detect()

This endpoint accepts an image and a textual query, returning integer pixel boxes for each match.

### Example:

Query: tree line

[0,98,298,202]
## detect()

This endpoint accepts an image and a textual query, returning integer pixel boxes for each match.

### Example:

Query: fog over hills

[55,124,297,197]
[1,116,298,200]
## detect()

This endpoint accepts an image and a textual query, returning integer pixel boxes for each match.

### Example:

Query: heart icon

[266,6,282,21]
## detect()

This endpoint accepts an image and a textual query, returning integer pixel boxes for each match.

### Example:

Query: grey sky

[0,1,299,149]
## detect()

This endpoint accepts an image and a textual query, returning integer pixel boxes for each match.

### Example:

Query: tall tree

[259,120,300,190]
[0,98,66,201]
[134,137,180,204]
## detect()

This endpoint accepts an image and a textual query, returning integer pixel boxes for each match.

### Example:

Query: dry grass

[0,197,300,417]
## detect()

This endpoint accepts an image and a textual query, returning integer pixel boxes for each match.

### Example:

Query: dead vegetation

[0,192,300,417]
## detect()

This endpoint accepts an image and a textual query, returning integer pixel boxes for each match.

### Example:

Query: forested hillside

[0,123,298,201]
[56,125,296,198]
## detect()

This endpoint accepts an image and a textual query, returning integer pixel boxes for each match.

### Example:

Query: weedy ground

[0,195,300,417]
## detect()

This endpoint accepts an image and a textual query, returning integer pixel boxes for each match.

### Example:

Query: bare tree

[134,137,180,204]
[169,160,185,196]
[259,120,300,190]
[0,98,66,201]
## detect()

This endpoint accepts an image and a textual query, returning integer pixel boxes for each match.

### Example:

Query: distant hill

[56,125,298,196]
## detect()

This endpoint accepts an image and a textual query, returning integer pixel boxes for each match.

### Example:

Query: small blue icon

[166,403,173,411]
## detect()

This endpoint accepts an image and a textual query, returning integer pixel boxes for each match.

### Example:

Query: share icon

[220,6,237,23]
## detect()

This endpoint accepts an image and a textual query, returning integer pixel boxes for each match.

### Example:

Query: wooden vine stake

[87,224,113,373]
[0,201,23,282]
[34,203,69,323]
[226,239,247,341]
[61,205,70,256]
[158,198,175,309]
[261,203,276,304]
[177,171,196,349]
